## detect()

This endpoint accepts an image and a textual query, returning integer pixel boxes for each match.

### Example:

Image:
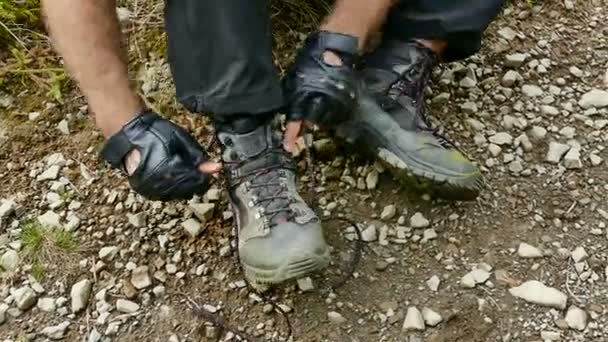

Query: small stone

[432,92,450,104]
[459,75,477,88]
[131,266,152,289]
[41,321,70,340]
[189,203,215,222]
[509,161,523,173]
[105,322,121,336]
[88,329,101,342]
[98,246,119,262]
[70,279,92,313]
[563,148,582,169]
[471,269,491,284]
[505,53,527,67]
[0,200,15,218]
[297,277,314,292]
[522,84,543,97]
[517,243,543,258]
[37,297,56,312]
[529,126,547,141]
[541,105,559,116]
[181,218,203,238]
[461,101,478,114]
[540,331,561,341]
[497,27,517,40]
[361,224,377,242]
[559,126,576,139]
[501,70,521,87]
[426,275,440,292]
[590,154,603,166]
[29,111,41,121]
[546,142,570,164]
[421,307,443,327]
[489,132,513,146]
[421,229,437,243]
[366,170,379,190]
[565,306,587,331]
[466,118,485,131]
[219,245,232,257]
[380,205,396,220]
[571,247,588,263]
[14,286,37,310]
[122,280,138,299]
[569,66,583,78]
[327,311,347,325]
[127,212,146,227]
[410,212,430,228]
[37,165,61,181]
[205,188,222,201]
[57,120,70,135]
[0,303,7,324]
[509,280,567,309]
[402,307,425,331]
[0,249,19,271]
[579,89,608,109]
[116,299,140,313]
[152,285,166,297]
[488,144,501,157]
[116,7,134,23]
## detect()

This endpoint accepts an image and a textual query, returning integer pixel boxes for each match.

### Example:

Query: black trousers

[164,0,504,119]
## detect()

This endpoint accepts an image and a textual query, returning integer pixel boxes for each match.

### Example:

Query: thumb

[198,161,222,176]
[283,120,303,153]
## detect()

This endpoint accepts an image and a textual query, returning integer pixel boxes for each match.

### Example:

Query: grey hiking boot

[336,40,483,200]
[218,120,329,289]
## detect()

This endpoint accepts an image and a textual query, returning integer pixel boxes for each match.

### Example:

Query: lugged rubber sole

[241,248,330,291]
[376,147,484,201]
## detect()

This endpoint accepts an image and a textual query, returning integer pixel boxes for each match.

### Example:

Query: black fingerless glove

[100,111,211,201]
[283,31,359,126]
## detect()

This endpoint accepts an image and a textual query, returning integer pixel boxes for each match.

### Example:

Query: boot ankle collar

[218,124,277,161]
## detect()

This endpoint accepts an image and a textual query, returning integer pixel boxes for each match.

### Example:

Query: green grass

[0,0,41,49]
[20,220,80,281]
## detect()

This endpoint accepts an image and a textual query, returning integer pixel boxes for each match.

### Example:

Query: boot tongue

[219,125,275,162]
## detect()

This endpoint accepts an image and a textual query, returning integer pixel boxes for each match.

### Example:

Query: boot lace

[386,46,457,149]
[225,148,297,227]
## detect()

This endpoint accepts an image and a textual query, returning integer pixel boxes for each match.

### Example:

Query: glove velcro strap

[317,31,359,57]
[99,111,156,169]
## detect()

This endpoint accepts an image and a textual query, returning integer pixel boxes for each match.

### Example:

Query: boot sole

[376,147,484,201]
[242,248,330,291]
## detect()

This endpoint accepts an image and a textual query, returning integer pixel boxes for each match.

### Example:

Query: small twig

[566,201,577,214]
[0,21,28,50]
[479,286,501,310]
[565,260,584,304]
[176,292,256,341]
[0,67,65,75]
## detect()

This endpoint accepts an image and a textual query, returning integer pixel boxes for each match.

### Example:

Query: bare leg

[42,0,141,138]
[416,39,448,55]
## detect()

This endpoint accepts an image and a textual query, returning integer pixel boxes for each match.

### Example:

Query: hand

[283,31,359,128]
[100,111,221,201]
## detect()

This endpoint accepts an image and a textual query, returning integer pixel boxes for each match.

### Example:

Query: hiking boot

[336,40,483,200]
[218,120,330,289]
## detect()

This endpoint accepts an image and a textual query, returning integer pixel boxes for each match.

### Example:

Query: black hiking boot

[336,40,483,200]
[217,118,330,289]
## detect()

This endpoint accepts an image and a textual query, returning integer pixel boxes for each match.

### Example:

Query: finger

[283,120,303,153]
[125,149,141,176]
[198,161,222,175]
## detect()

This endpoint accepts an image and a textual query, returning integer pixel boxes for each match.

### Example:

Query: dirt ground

[1,0,608,341]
